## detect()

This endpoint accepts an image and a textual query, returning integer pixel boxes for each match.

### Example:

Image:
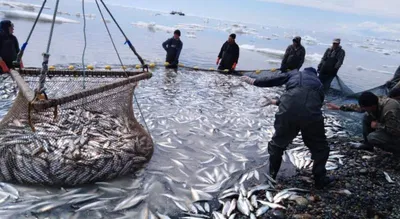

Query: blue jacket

[162,37,183,65]
[254,67,325,119]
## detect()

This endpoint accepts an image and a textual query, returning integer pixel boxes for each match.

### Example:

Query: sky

[107,0,400,36]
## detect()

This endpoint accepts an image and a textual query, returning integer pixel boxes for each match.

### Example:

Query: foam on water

[0,10,80,24]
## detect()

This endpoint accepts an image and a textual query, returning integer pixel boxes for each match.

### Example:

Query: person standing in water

[162,29,183,69]
[216,33,240,72]
[280,36,306,73]
[318,38,345,92]
[241,68,334,189]
[0,20,19,73]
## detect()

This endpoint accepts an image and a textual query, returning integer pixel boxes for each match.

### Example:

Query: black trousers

[268,113,330,180]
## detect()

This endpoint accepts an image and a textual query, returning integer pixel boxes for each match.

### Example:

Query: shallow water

[0,67,354,218]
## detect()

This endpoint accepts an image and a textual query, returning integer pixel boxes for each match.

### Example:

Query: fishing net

[0,69,154,186]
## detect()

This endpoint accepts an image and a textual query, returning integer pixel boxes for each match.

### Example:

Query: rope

[96,0,152,137]
[14,0,48,66]
[36,0,60,95]
[98,0,146,68]
[95,0,127,77]
[82,0,87,89]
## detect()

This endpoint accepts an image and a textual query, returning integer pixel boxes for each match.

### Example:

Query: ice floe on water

[132,21,206,34]
[0,10,80,24]
[0,1,50,11]
[241,44,322,63]
[356,66,393,74]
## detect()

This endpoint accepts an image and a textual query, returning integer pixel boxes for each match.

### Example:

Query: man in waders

[280,36,306,73]
[318,38,345,92]
[216,33,240,72]
[386,65,400,90]
[0,20,19,73]
[162,29,183,69]
[241,68,334,189]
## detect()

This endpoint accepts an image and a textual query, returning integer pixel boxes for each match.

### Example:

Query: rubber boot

[268,142,284,180]
[315,176,336,189]
[351,143,374,152]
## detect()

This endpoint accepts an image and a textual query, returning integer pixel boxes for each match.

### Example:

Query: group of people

[162,30,346,92]
[1,20,399,189]
[241,66,400,189]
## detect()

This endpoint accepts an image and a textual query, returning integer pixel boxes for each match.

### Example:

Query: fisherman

[326,88,400,113]
[280,36,306,73]
[162,29,183,69]
[385,65,400,90]
[0,20,19,73]
[317,38,345,92]
[341,92,400,154]
[216,33,240,72]
[241,68,334,189]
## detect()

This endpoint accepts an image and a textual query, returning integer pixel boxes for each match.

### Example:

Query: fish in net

[0,69,154,186]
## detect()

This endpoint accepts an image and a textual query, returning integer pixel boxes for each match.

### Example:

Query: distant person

[0,20,19,73]
[385,65,400,90]
[318,38,345,92]
[216,33,239,72]
[280,36,306,73]
[342,92,400,154]
[241,68,334,189]
[162,29,183,69]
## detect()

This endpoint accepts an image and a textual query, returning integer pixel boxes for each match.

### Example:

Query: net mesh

[0,71,153,186]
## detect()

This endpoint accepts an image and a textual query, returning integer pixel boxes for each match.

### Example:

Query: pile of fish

[180,170,311,219]
[0,108,153,186]
[284,146,345,171]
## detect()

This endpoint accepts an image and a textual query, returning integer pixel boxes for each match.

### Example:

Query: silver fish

[113,194,148,211]
[383,172,395,183]
[237,193,250,216]
[256,205,270,216]
[258,200,286,209]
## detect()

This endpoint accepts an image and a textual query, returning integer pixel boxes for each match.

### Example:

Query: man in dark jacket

[385,65,400,90]
[318,38,345,92]
[216,33,240,71]
[162,29,183,69]
[0,20,19,73]
[280,36,306,73]
[241,68,334,189]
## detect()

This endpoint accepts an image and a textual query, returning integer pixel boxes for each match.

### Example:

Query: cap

[229,33,236,40]
[293,36,301,44]
[358,92,379,107]
[333,38,341,44]
[174,29,181,36]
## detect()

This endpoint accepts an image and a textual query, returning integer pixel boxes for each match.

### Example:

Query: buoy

[164,62,170,66]
[87,65,94,70]
[122,66,127,70]
[178,63,184,67]
[255,70,261,74]
[105,65,111,70]
[68,65,74,70]
[223,69,229,72]
[135,64,141,69]
[209,67,215,70]
[271,68,276,72]
[149,63,156,68]
[193,66,199,69]
[49,66,55,70]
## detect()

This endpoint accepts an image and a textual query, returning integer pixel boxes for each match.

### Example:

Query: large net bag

[0,0,154,186]
[0,69,153,186]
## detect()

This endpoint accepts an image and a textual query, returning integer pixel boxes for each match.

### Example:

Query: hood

[304,67,317,75]
[0,20,12,35]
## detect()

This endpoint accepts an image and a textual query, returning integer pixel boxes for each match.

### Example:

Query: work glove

[216,58,220,65]
[232,62,237,70]
[241,76,255,85]
[0,58,9,73]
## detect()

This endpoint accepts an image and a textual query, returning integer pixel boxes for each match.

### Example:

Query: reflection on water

[0,68,353,218]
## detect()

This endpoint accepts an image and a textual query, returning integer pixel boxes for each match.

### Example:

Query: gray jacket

[318,46,345,70]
